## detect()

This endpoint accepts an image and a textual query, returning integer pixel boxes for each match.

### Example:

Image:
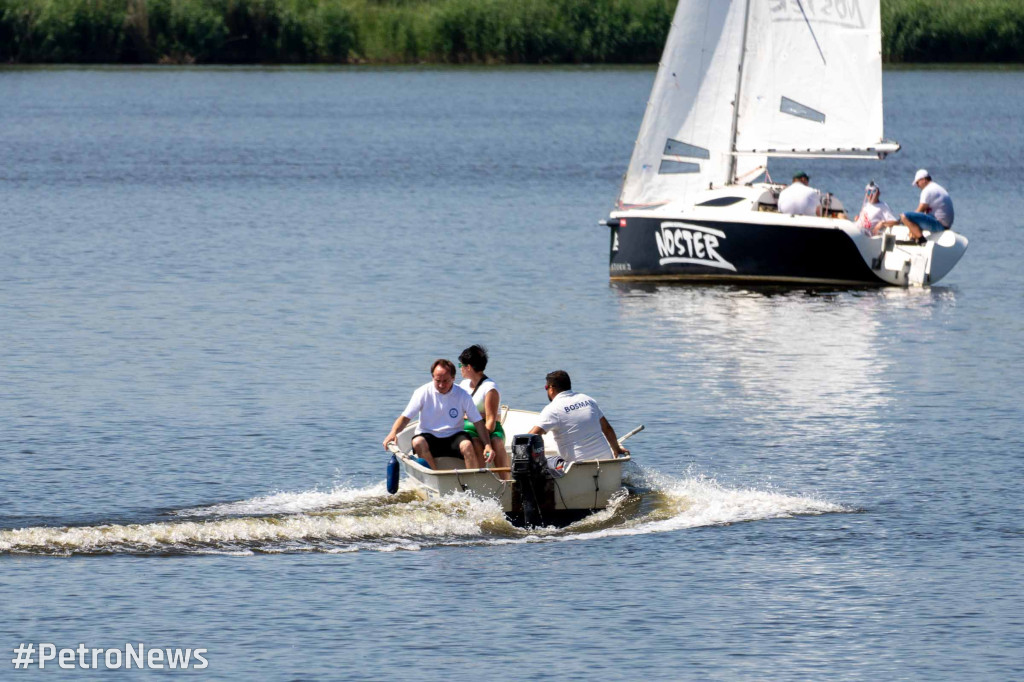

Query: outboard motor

[511,434,548,527]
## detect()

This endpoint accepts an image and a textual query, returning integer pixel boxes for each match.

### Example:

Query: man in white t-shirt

[527,370,628,463]
[901,169,954,241]
[383,359,492,470]
[777,172,823,217]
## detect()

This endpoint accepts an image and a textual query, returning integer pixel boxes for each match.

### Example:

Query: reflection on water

[610,282,962,458]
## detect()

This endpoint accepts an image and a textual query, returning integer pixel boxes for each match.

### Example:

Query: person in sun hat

[777,171,823,217]
[854,181,900,235]
[901,169,954,241]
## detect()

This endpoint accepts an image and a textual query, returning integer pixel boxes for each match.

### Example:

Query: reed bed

[1,0,1021,64]
[882,0,1024,63]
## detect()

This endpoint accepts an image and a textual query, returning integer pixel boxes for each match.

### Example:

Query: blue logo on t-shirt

[449,408,458,418]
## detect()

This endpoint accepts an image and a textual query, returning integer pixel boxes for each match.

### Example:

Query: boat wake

[0,467,849,556]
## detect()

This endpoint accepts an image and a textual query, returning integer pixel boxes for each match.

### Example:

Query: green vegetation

[882,0,1024,63]
[0,0,1021,64]
[0,0,675,63]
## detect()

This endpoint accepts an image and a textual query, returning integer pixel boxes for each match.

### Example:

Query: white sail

[618,0,753,209]
[618,0,894,210]
[735,0,889,157]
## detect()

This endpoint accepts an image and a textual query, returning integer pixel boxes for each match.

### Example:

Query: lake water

[1,66,1022,679]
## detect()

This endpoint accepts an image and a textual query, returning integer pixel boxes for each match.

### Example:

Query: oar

[386,442,432,468]
[618,424,644,444]
[612,424,643,459]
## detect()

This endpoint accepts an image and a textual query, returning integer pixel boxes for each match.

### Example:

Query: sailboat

[604,0,967,286]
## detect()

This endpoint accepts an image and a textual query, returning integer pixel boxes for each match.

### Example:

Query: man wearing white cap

[901,169,954,241]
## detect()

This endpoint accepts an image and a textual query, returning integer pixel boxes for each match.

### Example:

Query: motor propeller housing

[511,434,550,527]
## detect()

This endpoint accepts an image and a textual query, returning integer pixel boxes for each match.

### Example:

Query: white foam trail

[0,494,507,555]
[0,468,850,555]
[558,471,847,542]
[173,482,390,517]
[548,464,843,540]
[484,468,848,544]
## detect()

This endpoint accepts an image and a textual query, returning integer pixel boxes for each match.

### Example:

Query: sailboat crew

[777,172,823,217]
[901,169,954,241]
[855,182,900,235]
[383,359,493,470]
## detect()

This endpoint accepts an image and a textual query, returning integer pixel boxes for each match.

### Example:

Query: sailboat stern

[927,230,969,285]
[853,226,968,287]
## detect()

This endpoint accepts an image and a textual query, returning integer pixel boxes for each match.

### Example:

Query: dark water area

[1,66,1022,679]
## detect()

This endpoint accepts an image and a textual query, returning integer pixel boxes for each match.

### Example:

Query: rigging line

[795,0,827,65]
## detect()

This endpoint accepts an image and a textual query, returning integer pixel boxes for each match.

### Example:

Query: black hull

[609,217,884,286]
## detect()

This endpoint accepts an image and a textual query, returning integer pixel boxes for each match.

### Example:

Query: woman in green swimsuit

[458,345,510,477]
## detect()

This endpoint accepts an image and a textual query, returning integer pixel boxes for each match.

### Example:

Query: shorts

[903,211,948,233]
[414,432,470,458]
[463,419,505,441]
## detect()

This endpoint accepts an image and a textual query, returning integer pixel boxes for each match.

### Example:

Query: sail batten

[735,0,886,155]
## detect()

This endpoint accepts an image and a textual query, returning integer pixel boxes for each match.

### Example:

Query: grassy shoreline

[1,0,1021,65]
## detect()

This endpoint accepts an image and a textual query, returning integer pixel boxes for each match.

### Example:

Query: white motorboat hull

[392,408,629,526]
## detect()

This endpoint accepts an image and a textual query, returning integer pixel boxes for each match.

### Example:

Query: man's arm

[528,426,546,435]
[916,202,930,213]
[871,219,899,235]
[383,415,410,450]
[600,417,629,457]
[473,419,493,461]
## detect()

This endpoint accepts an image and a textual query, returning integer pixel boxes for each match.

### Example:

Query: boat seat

[432,456,468,471]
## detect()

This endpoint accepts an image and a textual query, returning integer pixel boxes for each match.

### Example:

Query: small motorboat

[386,407,641,527]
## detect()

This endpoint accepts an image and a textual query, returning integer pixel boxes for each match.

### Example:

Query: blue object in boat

[386,454,400,494]
[414,457,431,469]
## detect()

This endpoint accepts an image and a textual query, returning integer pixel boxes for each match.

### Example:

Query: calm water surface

[1,66,1022,680]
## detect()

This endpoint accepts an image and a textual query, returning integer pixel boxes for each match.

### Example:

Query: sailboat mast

[726,0,753,186]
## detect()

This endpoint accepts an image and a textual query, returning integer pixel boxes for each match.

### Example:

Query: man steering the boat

[383,359,493,470]
[528,370,629,463]
[777,171,824,217]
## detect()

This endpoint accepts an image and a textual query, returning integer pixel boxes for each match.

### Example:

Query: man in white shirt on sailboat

[901,169,954,241]
[777,172,823,217]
